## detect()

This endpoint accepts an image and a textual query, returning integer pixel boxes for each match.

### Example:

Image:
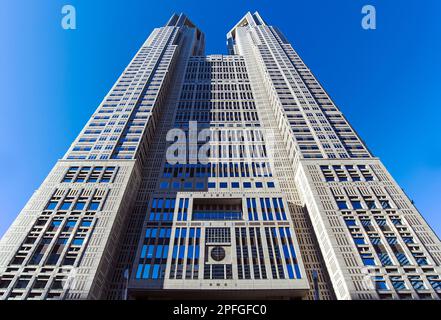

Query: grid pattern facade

[0,12,440,300]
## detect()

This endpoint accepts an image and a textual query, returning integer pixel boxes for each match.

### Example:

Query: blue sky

[0,0,440,238]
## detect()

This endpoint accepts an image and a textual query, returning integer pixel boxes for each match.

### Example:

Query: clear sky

[0,0,440,238]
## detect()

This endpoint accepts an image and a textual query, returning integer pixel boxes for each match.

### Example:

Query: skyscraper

[1,12,440,300]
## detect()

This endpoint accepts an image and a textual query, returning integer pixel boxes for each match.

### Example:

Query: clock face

[210,246,226,262]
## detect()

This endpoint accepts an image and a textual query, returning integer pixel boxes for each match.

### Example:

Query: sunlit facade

[1,12,440,300]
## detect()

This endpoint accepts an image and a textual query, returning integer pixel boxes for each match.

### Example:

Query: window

[195,182,204,189]
[409,276,426,290]
[361,254,376,266]
[267,182,275,188]
[184,182,192,189]
[345,219,356,226]
[243,182,251,188]
[366,201,377,209]
[381,200,391,209]
[160,181,169,189]
[192,198,242,221]
[337,201,348,210]
[231,182,239,188]
[88,202,100,211]
[80,220,92,227]
[416,257,428,266]
[63,220,76,231]
[14,279,30,289]
[46,201,58,210]
[220,182,228,188]
[49,220,62,231]
[208,182,216,188]
[172,182,180,189]
[351,201,363,210]
[427,276,441,290]
[73,202,86,211]
[373,277,389,290]
[59,202,72,211]
[255,182,263,188]
[72,238,84,246]
[391,277,407,290]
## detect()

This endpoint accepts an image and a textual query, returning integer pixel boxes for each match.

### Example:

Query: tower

[0,12,440,300]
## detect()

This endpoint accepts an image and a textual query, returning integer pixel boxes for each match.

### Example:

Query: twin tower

[1,12,440,300]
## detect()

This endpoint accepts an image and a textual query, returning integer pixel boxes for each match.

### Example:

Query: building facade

[0,12,440,300]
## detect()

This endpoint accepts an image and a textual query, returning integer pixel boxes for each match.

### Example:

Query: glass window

[72,238,84,246]
[184,182,192,189]
[220,182,228,188]
[74,202,86,211]
[351,201,363,210]
[171,181,179,189]
[374,278,389,291]
[366,201,377,209]
[195,182,204,189]
[46,201,58,210]
[409,277,426,290]
[391,279,407,290]
[231,182,240,188]
[337,201,348,210]
[208,182,216,188]
[381,200,391,209]
[361,254,376,266]
[60,202,72,211]
[267,182,275,188]
[88,202,100,211]
[80,220,92,227]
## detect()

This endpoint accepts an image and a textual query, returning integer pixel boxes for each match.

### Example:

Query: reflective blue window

[353,237,365,245]
[156,245,163,259]
[361,255,376,266]
[88,202,100,211]
[146,245,154,258]
[195,182,204,189]
[391,279,407,290]
[337,201,348,210]
[72,238,84,246]
[381,200,391,209]
[184,182,192,189]
[152,265,160,279]
[142,265,150,279]
[243,182,252,188]
[172,181,180,189]
[375,280,389,290]
[74,202,85,211]
[136,264,143,279]
[351,201,363,210]
[60,202,72,211]
[80,220,91,227]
